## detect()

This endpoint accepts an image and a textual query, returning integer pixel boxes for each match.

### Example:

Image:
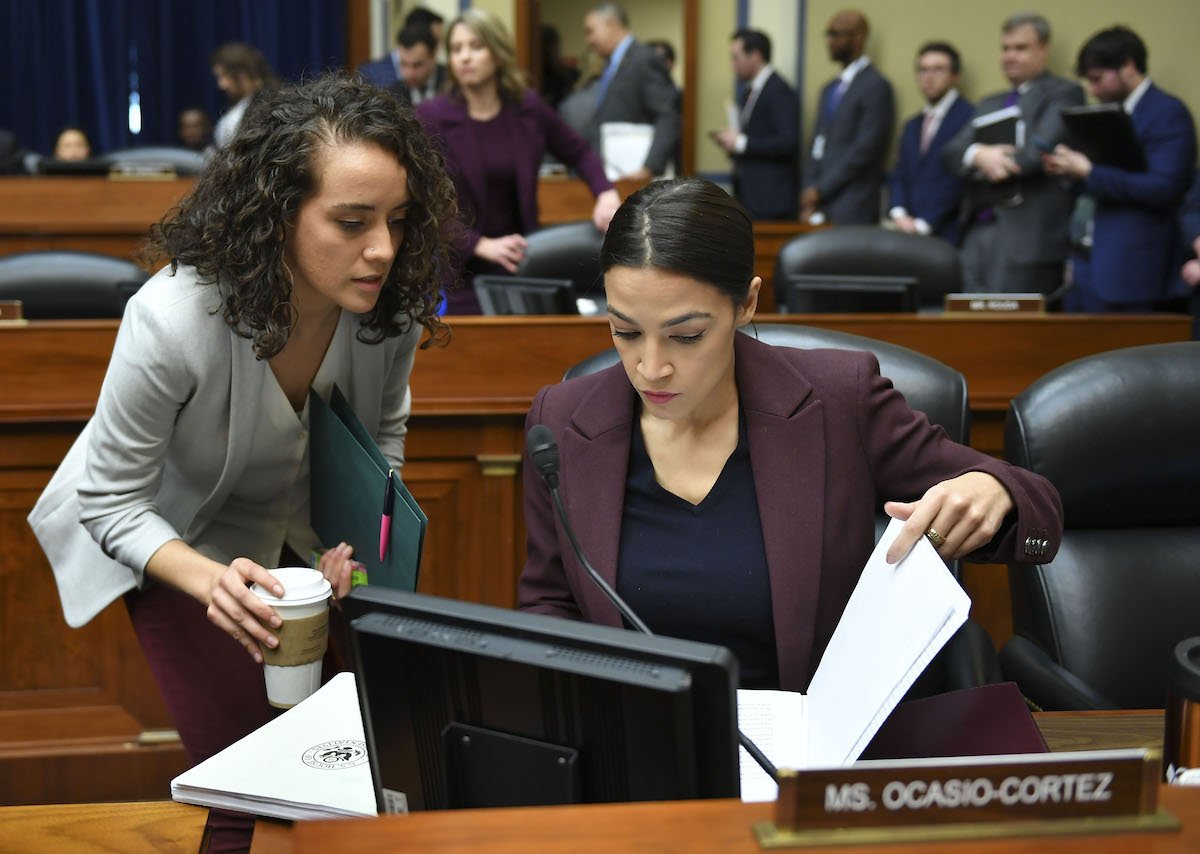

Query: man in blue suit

[888,42,974,244]
[711,30,800,220]
[1044,26,1197,312]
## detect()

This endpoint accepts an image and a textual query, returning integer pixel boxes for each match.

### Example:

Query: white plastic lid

[250,566,331,606]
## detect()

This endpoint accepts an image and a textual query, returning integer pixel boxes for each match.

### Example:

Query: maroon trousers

[125,582,277,852]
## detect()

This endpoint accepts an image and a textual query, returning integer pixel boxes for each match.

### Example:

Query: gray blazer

[28,265,420,628]
[942,72,1085,264]
[586,40,680,175]
[807,62,895,225]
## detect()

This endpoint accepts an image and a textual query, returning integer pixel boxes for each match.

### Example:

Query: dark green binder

[309,385,425,591]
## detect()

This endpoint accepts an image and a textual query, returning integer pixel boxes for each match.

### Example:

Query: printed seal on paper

[302,739,369,770]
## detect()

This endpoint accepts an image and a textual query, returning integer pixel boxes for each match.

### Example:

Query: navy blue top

[615,409,779,688]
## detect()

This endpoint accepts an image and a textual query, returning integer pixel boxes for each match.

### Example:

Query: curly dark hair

[147,72,457,357]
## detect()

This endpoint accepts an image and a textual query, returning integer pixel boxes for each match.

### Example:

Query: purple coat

[416,89,613,255]
[518,333,1063,692]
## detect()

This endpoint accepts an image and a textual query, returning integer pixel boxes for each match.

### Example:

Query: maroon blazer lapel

[560,366,635,628]
[735,333,827,692]
[436,102,488,223]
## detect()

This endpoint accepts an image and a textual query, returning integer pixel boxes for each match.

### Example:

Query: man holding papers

[943,13,1084,293]
[519,178,1063,695]
[28,75,455,849]
[1042,27,1197,313]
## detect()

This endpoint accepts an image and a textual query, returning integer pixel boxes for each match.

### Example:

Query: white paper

[171,671,376,821]
[725,101,740,132]
[737,689,806,802]
[736,518,970,801]
[599,122,674,180]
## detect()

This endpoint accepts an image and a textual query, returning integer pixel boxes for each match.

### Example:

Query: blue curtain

[1,0,346,157]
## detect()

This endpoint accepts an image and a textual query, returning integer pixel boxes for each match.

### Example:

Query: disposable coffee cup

[250,567,332,710]
[1164,636,1200,784]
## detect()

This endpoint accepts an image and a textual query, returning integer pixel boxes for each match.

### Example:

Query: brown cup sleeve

[260,609,329,666]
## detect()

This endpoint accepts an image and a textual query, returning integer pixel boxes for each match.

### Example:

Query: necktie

[919,111,937,155]
[822,80,846,127]
[595,58,619,107]
[1003,88,1020,108]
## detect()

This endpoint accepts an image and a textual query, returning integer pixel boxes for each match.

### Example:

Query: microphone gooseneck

[526,424,779,783]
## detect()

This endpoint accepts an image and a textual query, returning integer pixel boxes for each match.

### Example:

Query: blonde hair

[446,8,528,103]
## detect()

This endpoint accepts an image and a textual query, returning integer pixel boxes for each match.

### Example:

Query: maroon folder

[861,682,1047,761]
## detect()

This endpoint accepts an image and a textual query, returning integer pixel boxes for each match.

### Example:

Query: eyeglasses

[916,66,953,75]
[825,29,854,38]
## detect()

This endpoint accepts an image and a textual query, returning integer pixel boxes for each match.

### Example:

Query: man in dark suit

[1043,27,1197,313]
[358,8,446,91]
[888,42,974,244]
[385,24,448,107]
[711,30,799,220]
[801,10,894,225]
[582,2,680,180]
[943,13,1084,294]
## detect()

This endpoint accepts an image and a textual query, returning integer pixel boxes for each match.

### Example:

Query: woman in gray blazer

[29,74,456,848]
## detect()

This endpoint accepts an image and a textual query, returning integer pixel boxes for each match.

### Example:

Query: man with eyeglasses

[888,42,974,244]
[801,10,894,225]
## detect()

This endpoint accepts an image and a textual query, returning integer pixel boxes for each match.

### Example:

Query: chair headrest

[1005,342,1200,527]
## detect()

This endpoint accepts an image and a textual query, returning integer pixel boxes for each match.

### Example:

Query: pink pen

[379,468,395,563]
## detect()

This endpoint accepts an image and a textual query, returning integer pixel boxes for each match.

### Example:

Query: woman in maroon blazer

[416,9,619,313]
[518,177,1063,692]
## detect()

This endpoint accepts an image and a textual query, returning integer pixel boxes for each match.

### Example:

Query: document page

[171,672,376,821]
[804,518,970,768]
[737,689,807,802]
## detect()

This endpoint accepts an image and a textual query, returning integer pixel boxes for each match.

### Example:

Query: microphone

[525,424,779,783]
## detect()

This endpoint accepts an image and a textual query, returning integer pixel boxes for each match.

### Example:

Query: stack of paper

[171,672,376,821]
[738,518,971,802]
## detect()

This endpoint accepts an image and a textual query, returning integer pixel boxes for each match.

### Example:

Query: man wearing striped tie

[888,42,974,244]
[800,10,895,226]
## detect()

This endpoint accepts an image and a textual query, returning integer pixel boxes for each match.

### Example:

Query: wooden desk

[0,315,1190,806]
[0,713,1186,854]
[0,176,810,309]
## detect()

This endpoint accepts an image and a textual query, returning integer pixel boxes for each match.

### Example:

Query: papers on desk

[171,672,376,821]
[738,518,971,802]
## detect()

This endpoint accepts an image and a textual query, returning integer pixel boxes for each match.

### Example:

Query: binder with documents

[309,385,425,591]
[1061,103,1147,171]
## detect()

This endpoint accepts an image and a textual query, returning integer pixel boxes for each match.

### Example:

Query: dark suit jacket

[587,40,680,175]
[943,72,1085,264]
[807,62,895,224]
[416,90,612,256]
[358,54,399,88]
[387,65,448,106]
[888,95,974,243]
[733,71,800,220]
[1080,84,1197,303]
[517,334,1063,692]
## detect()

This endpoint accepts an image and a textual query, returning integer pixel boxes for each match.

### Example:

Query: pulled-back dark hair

[148,73,456,357]
[600,177,755,306]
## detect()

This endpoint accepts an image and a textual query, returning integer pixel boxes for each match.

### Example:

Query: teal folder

[309,385,425,591]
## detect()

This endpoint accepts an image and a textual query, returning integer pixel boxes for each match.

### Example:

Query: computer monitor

[344,587,740,813]
[473,275,578,315]
[782,274,919,313]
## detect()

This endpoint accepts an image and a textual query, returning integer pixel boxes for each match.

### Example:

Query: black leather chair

[1001,342,1200,710]
[563,323,1000,694]
[773,226,962,312]
[515,220,604,307]
[100,146,207,176]
[0,250,147,319]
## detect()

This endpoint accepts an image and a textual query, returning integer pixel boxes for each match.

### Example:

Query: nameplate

[944,293,1045,314]
[0,300,26,324]
[755,749,1178,848]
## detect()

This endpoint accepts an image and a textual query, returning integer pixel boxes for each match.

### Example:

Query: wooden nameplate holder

[944,293,1046,314]
[755,749,1177,848]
